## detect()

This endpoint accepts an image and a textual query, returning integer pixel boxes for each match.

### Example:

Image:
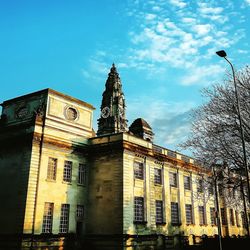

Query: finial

[110,63,117,73]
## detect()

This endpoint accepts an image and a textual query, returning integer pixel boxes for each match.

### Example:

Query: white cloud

[182,17,196,24]
[180,65,224,86]
[169,0,187,8]
[198,3,223,15]
[145,13,156,20]
[192,24,212,36]
[245,0,250,5]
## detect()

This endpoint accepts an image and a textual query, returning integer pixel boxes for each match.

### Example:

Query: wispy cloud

[180,65,224,86]
[169,0,187,8]
[245,0,250,5]
[122,0,245,85]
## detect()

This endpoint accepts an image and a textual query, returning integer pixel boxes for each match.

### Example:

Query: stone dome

[129,118,154,142]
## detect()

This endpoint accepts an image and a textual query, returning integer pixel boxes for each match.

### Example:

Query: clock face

[101,107,110,118]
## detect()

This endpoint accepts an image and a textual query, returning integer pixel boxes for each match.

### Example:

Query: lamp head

[216,50,227,58]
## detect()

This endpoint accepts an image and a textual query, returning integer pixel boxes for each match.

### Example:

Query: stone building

[0,64,248,249]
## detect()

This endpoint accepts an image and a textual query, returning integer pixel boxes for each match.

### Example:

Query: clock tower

[97,63,128,136]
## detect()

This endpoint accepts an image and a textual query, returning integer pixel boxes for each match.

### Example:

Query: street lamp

[216,50,250,236]
[216,50,250,202]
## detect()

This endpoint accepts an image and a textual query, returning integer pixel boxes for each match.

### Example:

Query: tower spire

[97,64,128,136]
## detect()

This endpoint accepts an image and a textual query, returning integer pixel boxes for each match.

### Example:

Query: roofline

[1,88,95,110]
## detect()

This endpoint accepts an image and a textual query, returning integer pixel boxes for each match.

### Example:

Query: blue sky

[0,0,250,155]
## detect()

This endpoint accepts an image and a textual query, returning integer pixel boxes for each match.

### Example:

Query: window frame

[134,197,145,223]
[171,202,180,225]
[185,204,193,225]
[198,206,206,225]
[154,168,162,185]
[134,161,144,180]
[169,172,177,188]
[59,204,70,233]
[210,207,216,226]
[76,205,84,221]
[184,176,191,190]
[155,200,164,224]
[221,208,227,225]
[197,179,204,193]
[47,157,57,181]
[78,163,86,185]
[42,202,54,233]
[63,160,72,183]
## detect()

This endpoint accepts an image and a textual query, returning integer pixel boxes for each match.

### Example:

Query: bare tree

[182,66,250,173]
[181,66,250,236]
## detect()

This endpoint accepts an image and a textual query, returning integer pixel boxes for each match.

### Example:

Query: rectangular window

[169,172,177,187]
[208,182,214,195]
[76,205,84,221]
[155,200,164,224]
[185,204,193,225]
[220,208,227,225]
[210,207,216,225]
[235,211,240,227]
[171,202,179,225]
[197,179,204,193]
[229,209,235,226]
[154,168,162,185]
[134,197,144,222]
[59,204,70,233]
[184,176,191,190]
[47,157,57,180]
[241,212,247,228]
[199,206,206,225]
[63,161,72,183]
[78,164,86,185]
[42,202,54,233]
[134,162,144,180]
[218,185,223,196]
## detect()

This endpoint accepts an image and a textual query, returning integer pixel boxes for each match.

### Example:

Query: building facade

[0,65,249,249]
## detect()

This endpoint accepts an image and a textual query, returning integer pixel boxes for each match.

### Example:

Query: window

[218,185,223,196]
[134,197,144,222]
[42,202,54,233]
[185,204,193,225]
[155,200,164,224]
[199,206,206,225]
[197,179,204,193]
[210,207,216,226]
[154,168,162,185]
[66,107,78,121]
[184,176,191,190]
[241,212,247,228]
[169,172,177,187]
[220,208,227,225]
[63,161,72,182]
[47,157,57,181]
[76,205,84,221]
[59,204,70,233]
[134,162,144,180]
[229,209,235,226]
[171,202,179,225]
[235,211,240,227]
[208,182,214,195]
[78,164,86,185]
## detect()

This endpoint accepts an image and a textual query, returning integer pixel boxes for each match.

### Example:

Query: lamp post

[216,50,250,204]
[212,166,223,250]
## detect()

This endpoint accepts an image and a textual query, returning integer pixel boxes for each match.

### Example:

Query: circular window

[16,106,29,118]
[65,107,78,121]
